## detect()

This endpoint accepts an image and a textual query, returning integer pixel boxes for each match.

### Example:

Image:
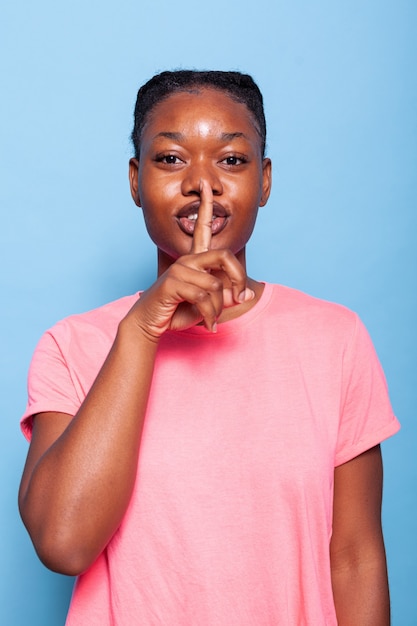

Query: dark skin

[19,88,390,624]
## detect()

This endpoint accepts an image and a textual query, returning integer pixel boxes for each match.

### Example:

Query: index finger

[190,179,213,254]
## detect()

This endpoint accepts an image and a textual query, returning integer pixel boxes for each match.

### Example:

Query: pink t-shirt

[21,283,399,625]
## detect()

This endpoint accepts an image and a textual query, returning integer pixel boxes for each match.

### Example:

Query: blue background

[1,1,415,624]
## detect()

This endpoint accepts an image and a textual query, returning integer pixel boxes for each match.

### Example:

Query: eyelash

[221,155,247,166]
[155,154,183,165]
[154,154,248,167]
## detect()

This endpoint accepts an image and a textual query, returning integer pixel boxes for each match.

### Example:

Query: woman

[19,70,399,624]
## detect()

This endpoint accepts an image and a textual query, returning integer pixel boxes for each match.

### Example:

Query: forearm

[20,318,158,575]
[331,548,390,625]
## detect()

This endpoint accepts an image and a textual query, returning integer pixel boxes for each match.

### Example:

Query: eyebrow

[152,131,249,142]
[220,132,248,141]
[153,132,183,141]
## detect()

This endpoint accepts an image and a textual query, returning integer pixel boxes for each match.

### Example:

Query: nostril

[181,172,223,197]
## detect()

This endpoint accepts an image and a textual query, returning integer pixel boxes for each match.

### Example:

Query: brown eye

[155,154,183,165]
[163,155,180,164]
[221,155,247,166]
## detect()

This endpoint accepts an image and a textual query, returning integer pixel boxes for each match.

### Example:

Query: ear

[259,158,272,207]
[129,158,141,207]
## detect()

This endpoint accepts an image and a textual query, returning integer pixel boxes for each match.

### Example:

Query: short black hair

[131,70,267,158]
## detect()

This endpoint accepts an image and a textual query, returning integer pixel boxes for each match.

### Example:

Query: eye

[221,155,247,166]
[155,153,183,165]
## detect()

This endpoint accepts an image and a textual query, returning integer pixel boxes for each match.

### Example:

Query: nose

[181,162,223,197]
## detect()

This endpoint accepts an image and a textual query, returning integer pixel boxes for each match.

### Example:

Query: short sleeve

[21,327,80,441]
[335,314,400,466]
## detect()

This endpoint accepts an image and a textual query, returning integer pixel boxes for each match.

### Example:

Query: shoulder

[30,292,140,371]
[44,293,140,345]
[23,293,141,438]
[265,283,359,335]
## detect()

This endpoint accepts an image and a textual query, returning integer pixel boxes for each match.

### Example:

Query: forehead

[144,88,260,141]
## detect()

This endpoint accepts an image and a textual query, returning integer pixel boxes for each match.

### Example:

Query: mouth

[176,200,229,236]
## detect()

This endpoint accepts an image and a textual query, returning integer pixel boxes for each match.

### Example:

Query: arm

[19,182,251,576]
[18,323,158,576]
[330,444,390,625]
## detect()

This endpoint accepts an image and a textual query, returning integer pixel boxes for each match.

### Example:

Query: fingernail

[212,322,218,333]
[238,288,255,303]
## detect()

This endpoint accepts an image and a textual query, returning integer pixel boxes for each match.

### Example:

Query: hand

[127,180,254,339]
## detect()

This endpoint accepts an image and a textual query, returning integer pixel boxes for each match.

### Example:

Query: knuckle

[161,273,177,292]
[218,248,231,262]
[209,277,223,292]
[194,289,209,303]
[169,259,186,274]
[218,249,238,271]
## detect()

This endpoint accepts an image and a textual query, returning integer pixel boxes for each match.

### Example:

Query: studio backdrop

[1,1,415,624]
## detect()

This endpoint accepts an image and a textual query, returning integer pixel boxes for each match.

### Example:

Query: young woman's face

[129,88,271,271]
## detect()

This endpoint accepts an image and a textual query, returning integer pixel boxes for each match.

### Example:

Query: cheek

[230,177,263,217]
[139,176,178,214]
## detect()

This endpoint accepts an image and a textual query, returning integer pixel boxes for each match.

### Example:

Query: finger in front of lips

[190,179,213,254]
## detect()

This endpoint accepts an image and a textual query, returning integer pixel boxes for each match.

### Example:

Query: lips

[176,201,229,236]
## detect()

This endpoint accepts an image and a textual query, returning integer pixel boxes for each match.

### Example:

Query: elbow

[19,504,99,576]
[34,538,95,577]
[32,530,98,576]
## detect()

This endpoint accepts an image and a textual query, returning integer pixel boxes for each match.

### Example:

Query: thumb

[222,287,255,308]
